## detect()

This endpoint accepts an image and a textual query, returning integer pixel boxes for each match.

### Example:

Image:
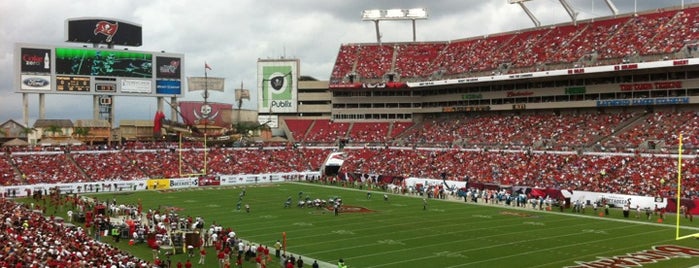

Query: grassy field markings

[377,239,405,246]
[331,230,356,235]
[484,230,675,268]
[581,229,607,235]
[306,216,588,255]
[450,226,667,267]
[434,251,468,259]
[241,204,523,240]
[274,210,580,251]
[361,224,663,268]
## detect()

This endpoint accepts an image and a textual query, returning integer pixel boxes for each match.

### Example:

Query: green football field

[72,182,699,268]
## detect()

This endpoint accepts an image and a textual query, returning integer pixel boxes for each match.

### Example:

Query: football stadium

[3,2,699,268]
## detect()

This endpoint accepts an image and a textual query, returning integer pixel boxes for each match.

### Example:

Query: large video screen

[55,47,152,78]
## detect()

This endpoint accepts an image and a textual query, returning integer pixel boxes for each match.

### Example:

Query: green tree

[21,127,36,137]
[73,127,90,138]
[45,125,62,137]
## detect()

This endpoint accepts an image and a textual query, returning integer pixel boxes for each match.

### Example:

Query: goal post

[674,133,697,240]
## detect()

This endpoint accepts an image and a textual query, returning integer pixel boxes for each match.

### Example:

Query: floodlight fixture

[361,9,382,20]
[361,8,429,43]
[385,9,405,19]
[406,8,428,18]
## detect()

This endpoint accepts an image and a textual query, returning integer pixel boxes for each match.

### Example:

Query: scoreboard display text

[56,76,90,92]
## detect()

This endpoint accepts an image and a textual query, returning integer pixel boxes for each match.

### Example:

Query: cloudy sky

[0,0,690,126]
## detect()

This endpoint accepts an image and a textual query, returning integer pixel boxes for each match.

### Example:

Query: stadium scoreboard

[15,43,185,97]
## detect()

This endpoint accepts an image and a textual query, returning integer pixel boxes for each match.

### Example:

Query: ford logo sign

[23,77,49,88]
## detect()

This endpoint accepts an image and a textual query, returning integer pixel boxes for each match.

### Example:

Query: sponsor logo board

[258,60,297,113]
[120,79,152,93]
[20,48,51,73]
[21,75,51,90]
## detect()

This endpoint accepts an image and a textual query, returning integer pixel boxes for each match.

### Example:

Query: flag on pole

[205,62,212,70]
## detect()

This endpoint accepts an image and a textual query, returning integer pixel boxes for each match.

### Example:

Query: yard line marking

[308,217,593,256]
[361,225,662,268]
[299,216,580,253]
[443,228,670,268]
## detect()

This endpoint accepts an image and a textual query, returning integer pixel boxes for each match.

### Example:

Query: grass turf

[31,182,699,267]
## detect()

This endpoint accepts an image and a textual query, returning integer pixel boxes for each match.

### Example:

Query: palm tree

[73,127,91,143]
[45,125,62,137]
[20,127,36,138]
[19,127,36,143]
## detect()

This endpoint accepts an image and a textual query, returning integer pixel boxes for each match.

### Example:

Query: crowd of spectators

[72,152,148,182]
[389,122,413,139]
[13,153,86,184]
[338,148,699,198]
[0,198,149,267]
[602,111,697,151]
[1,110,697,199]
[0,153,18,186]
[206,147,329,175]
[396,112,639,150]
[354,45,395,79]
[330,44,360,82]
[346,122,389,143]
[393,43,446,78]
[329,7,699,86]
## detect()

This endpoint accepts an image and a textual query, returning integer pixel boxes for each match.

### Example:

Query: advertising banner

[146,179,171,190]
[198,175,221,186]
[257,60,298,113]
[20,48,51,73]
[256,115,278,128]
[156,80,181,95]
[156,56,182,79]
[168,178,200,189]
[21,75,51,91]
[121,79,152,93]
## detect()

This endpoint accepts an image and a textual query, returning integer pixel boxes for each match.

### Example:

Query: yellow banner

[146,179,171,190]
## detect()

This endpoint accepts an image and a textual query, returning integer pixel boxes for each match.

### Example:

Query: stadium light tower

[361,8,428,44]
[509,0,541,27]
